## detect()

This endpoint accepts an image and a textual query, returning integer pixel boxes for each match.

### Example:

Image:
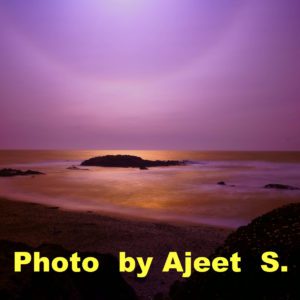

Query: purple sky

[0,0,299,150]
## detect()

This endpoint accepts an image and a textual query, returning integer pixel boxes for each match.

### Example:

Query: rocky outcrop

[0,168,44,177]
[0,240,137,300]
[168,203,300,300]
[81,155,186,169]
[264,184,300,190]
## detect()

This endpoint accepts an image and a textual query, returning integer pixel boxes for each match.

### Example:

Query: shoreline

[0,192,238,229]
[0,197,231,299]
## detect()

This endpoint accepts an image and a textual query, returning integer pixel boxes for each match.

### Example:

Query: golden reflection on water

[0,150,300,227]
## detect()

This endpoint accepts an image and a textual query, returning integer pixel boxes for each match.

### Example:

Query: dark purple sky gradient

[0,0,299,150]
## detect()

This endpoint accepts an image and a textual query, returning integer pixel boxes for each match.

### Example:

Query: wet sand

[0,197,230,299]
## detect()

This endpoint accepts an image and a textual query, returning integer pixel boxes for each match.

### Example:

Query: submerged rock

[169,203,300,300]
[264,184,300,190]
[0,168,44,177]
[139,166,149,170]
[67,165,89,171]
[81,155,186,168]
[0,240,137,300]
[217,181,226,186]
[217,181,235,187]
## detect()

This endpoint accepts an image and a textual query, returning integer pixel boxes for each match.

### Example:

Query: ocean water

[0,150,300,228]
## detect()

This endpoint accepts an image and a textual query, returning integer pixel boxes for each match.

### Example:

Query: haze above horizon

[0,0,299,150]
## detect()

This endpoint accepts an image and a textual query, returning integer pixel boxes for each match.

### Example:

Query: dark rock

[0,168,44,177]
[169,203,300,300]
[0,240,137,300]
[217,181,226,185]
[67,166,89,171]
[217,181,235,187]
[81,155,186,169]
[139,166,149,170]
[264,184,300,190]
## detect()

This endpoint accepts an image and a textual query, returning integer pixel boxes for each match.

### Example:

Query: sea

[0,150,299,228]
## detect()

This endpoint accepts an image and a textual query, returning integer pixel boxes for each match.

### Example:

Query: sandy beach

[0,197,230,299]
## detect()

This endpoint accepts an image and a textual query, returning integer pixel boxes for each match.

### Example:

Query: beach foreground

[0,197,230,299]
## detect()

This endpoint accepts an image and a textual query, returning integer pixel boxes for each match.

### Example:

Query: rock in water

[0,168,44,177]
[169,203,300,300]
[81,155,185,168]
[264,184,300,190]
[217,181,235,187]
[139,166,149,170]
[217,181,226,185]
[67,166,89,171]
[0,240,137,300]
